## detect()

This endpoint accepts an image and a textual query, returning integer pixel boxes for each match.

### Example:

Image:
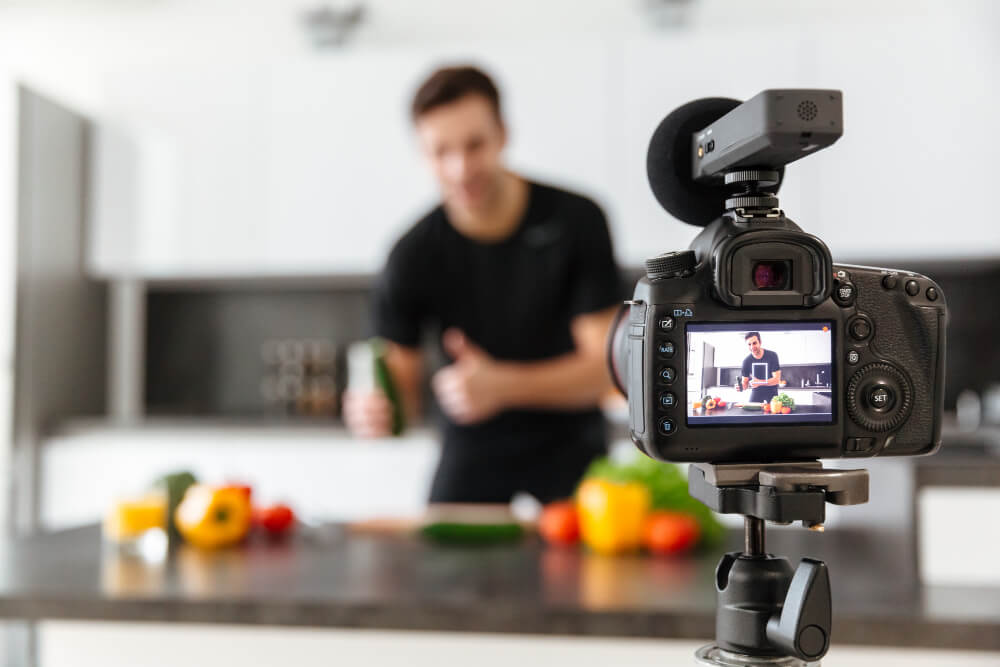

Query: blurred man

[741,331,782,403]
[344,66,622,503]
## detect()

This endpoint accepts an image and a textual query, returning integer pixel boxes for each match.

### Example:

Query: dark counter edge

[0,597,996,652]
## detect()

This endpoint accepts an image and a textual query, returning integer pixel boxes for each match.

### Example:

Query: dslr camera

[610,90,947,464]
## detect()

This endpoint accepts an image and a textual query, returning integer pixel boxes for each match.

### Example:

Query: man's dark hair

[745,331,762,342]
[411,66,503,123]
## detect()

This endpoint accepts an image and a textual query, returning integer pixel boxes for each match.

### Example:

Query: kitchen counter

[0,525,997,651]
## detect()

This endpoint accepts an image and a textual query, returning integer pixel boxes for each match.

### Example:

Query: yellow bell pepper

[576,478,651,555]
[174,484,251,549]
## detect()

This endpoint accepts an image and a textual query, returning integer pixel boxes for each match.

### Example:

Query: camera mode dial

[646,250,696,281]
[846,363,913,433]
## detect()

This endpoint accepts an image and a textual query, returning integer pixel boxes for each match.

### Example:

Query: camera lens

[752,261,791,290]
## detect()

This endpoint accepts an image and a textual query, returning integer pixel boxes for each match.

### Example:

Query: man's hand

[432,328,506,425]
[343,390,393,438]
[749,379,764,388]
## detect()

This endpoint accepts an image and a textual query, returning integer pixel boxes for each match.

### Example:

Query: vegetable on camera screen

[685,322,834,426]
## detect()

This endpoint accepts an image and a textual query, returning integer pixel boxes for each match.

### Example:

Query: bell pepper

[576,478,651,555]
[174,484,251,549]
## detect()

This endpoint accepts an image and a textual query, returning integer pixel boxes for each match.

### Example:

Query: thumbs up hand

[432,328,506,424]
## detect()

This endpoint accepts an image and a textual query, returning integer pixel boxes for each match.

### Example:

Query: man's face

[415,94,506,213]
[747,335,763,358]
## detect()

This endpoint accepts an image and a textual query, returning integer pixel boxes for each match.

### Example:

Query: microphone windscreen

[646,97,783,227]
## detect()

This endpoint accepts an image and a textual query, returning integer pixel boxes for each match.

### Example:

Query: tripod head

[689,462,870,666]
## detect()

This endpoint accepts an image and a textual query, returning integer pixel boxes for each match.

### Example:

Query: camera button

[868,386,895,412]
[905,279,920,296]
[833,282,856,307]
[846,350,860,365]
[848,316,872,341]
[656,340,676,358]
[658,366,676,384]
[658,316,675,332]
[658,392,677,409]
[657,417,676,436]
[882,274,898,290]
[926,287,939,301]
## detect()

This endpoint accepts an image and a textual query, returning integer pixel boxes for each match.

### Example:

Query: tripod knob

[766,558,832,661]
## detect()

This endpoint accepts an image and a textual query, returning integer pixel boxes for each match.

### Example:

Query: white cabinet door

[95,66,269,275]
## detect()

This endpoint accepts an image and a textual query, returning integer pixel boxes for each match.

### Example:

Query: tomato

[762,403,771,413]
[539,501,580,546]
[781,406,791,414]
[253,504,295,538]
[642,511,700,555]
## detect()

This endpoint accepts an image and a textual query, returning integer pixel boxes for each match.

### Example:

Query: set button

[868,385,895,412]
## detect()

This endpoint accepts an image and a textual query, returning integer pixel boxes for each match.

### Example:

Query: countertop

[0,525,997,651]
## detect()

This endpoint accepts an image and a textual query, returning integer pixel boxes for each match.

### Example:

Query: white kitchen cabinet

[93,66,269,275]
[90,43,620,277]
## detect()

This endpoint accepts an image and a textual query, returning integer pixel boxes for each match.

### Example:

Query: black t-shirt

[742,349,781,403]
[372,181,623,459]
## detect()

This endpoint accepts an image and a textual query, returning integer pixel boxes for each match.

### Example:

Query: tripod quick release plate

[689,462,869,527]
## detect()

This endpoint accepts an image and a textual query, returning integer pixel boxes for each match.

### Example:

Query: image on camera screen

[685,322,834,425]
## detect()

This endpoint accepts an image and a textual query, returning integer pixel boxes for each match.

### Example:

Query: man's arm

[495,305,618,409]
[430,306,618,424]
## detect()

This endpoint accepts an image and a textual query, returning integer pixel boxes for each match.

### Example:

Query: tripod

[688,461,870,666]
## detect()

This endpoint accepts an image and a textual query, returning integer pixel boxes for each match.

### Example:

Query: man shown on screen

[741,332,782,403]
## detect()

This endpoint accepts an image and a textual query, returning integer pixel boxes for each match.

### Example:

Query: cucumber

[420,522,524,544]
[741,404,763,411]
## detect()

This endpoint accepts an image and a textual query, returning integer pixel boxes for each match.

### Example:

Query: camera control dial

[846,363,913,433]
[645,250,696,281]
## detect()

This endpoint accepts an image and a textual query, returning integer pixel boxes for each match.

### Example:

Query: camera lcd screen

[685,322,834,426]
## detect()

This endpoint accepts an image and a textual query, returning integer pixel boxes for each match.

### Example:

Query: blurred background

[0,1,998,665]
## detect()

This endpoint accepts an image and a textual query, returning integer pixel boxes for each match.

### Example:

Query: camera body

[610,90,947,464]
